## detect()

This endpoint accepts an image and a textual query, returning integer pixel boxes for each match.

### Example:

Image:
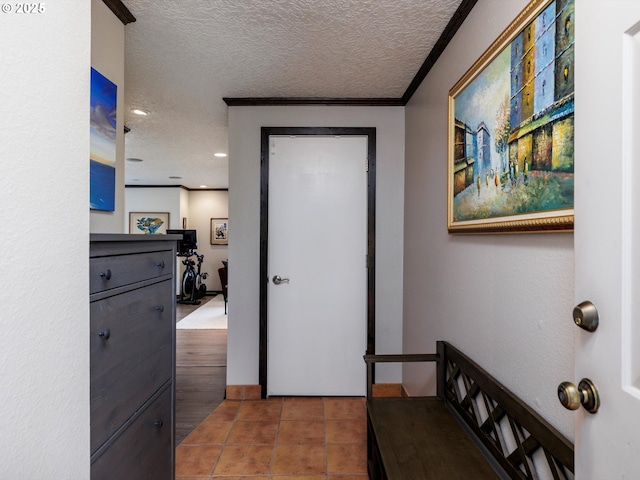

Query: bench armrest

[363,353,439,399]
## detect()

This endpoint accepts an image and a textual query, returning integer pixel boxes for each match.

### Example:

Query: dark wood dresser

[90,234,179,480]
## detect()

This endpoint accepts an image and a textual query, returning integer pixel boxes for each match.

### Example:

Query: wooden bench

[364,341,574,479]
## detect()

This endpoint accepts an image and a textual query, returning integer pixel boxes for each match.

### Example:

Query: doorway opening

[175,294,227,444]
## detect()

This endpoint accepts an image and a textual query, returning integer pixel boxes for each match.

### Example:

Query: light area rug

[176,297,227,330]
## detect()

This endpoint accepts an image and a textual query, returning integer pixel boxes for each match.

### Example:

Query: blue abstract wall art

[90,67,117,211]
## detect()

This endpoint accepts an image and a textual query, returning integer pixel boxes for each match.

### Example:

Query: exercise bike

[177,251,209,305]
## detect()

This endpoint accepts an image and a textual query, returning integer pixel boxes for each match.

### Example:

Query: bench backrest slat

[440,341,574,477]
[364,342,574,479]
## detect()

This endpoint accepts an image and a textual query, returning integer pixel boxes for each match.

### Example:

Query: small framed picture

[211,218,228,245]
[129,212,170,235]
[182,217,187,229]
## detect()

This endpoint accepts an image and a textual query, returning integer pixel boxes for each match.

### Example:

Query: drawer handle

[155,305,165,313]
[98,329,111,340]
[99,269,112,280]
[156,261,165,268]
[154,419,164,428]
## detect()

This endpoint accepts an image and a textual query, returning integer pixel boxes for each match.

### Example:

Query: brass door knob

[557,378,600,413]
[557,381,581,410]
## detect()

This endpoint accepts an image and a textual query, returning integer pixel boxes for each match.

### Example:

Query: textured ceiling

[123,0,464,189]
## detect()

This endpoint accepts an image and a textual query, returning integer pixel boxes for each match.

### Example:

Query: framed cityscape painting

[448,0,574,233]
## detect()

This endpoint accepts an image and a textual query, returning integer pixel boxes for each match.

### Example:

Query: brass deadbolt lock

[557,378,600,414]
[573,301,599,332]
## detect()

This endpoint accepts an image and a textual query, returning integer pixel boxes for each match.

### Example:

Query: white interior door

[575,2,640,476]
[267,135,367,396]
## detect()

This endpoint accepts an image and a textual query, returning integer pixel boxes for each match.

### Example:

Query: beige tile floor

[176,396,370,479]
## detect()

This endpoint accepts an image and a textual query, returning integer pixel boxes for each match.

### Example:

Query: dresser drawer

[90,280,173,452]
[91,384,173,480]
[90,250,174,294]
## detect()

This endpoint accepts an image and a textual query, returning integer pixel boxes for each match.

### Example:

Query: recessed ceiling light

[214,153,227,157]
[131,108,149,116]
[169,176,182,179]
[199,185,207,188]
[126,157,143,162]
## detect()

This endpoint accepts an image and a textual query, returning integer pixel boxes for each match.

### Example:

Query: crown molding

[402,0,478,103]
[225,1,478,107]
[102,0,136,25]
[223,97,403,107]
[125,185,229,192]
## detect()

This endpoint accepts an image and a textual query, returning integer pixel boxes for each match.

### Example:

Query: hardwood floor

[175,295,227,444]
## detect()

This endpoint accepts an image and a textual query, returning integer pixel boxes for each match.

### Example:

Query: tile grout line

[207,399,240,480]
[268,397,284,478]
[177,396,369,479]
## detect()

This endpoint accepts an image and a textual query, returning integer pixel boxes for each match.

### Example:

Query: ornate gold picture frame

[448,0,574,233]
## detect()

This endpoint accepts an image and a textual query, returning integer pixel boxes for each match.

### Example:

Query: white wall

[188,190,229,291]
[125,186,185,293]
[403,0,574,438]
[0,1,91,477]
[125,186,229,291]
[125,186,183,231]
[227,105,405,386]
[90,0,125,233]
[180,187,190,228]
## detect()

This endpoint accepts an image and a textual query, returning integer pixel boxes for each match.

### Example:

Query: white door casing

[574,1,640,477]
[266,135,368,396]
